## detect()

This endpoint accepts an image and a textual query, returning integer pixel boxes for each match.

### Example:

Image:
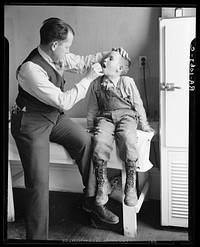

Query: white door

[159,17,196,227]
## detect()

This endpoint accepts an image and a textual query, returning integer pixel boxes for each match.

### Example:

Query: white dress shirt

[17,46,107,112]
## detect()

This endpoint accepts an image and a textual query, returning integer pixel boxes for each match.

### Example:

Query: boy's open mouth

[102,64,106,69]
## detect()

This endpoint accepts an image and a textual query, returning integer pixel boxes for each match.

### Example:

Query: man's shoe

[83,197,119,224]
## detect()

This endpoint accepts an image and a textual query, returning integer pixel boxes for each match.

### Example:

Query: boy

[87,50,154,207]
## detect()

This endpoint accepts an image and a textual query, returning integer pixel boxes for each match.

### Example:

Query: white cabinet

[159,17,196,227]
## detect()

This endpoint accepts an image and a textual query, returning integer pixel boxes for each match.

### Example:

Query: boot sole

[82,205,119,225]
[124,199,138,207]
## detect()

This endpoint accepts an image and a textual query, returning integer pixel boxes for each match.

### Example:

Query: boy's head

[101,50,131,78]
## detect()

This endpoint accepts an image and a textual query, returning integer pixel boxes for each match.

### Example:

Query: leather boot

[83,196,119,224]
[95,161,111,206]
[124,163,138,207]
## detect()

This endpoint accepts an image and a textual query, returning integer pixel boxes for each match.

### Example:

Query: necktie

[53,60,64,76]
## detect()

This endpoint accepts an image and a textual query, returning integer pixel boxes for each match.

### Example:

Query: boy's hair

[120,55,131,76]
[40,17,75,45]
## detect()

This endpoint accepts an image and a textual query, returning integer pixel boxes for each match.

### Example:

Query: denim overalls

[93,76,140,164]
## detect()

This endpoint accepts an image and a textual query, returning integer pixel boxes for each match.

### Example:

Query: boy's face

[102,51,122,78]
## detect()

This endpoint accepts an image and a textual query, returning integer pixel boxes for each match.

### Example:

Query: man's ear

[51,41,58,51]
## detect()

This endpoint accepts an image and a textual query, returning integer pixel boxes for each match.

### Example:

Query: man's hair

[120,55,131,76]
[40,17,75,45]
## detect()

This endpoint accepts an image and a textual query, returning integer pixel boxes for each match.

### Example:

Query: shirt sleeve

[128,78,151,130]
[87,80,100,129]
[17,61,92,112]
[63,51,109,73]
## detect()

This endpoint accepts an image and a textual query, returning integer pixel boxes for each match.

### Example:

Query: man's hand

[85,63,104,81]
[112,47,130,61]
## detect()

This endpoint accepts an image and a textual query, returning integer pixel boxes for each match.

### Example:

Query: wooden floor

[5,188,188,243]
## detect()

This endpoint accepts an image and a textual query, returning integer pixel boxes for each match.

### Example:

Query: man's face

[52,31,74,62]
[101,51,122,77]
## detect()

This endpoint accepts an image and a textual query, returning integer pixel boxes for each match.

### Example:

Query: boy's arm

[87,80,100,132]
[129,79,153,132]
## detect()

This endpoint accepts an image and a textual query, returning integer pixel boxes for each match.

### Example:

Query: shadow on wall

[132,8,160,119]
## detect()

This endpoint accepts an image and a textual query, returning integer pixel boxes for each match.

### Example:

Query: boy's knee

[93,145,111,162]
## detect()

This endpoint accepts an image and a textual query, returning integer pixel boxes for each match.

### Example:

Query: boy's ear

[116,65,123,73]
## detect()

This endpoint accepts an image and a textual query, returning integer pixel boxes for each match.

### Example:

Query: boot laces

[126,164,137,188]
[127,170,135,188]
[96,165,107,188]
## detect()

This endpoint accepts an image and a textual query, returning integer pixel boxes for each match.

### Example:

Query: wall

[6,5,161,199]
[5,5,161,118]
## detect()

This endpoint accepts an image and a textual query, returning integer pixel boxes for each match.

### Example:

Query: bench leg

[7,161,15,222]
[121,165,137,237]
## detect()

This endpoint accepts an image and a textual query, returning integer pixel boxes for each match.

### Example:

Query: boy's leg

[93,117,115,163]
[115,116,139,163]
[92,117,115,206]
[93,159,111,206]
[11,111,54,240]
[116,116,139,206]
[124,164,138,206]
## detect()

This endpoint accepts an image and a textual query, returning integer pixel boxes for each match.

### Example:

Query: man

[11,17,129,240]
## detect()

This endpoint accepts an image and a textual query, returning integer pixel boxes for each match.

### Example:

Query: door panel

[164,18,196,148]
[160,17,196,228]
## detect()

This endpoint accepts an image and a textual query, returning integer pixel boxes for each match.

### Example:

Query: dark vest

[16,48,65,115]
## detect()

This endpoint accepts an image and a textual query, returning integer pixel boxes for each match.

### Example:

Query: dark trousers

[11,111,96,240]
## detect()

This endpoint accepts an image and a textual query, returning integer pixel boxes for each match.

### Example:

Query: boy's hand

[86,127,95,135]
[112,47,130,60]
[143,126,156,134]
[86,129,94,133]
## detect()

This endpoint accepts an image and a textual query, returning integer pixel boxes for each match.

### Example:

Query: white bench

[8,118,154,238]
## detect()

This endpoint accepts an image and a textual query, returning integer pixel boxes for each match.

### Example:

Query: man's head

[40,18,75,62]
[101,50,131,79]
